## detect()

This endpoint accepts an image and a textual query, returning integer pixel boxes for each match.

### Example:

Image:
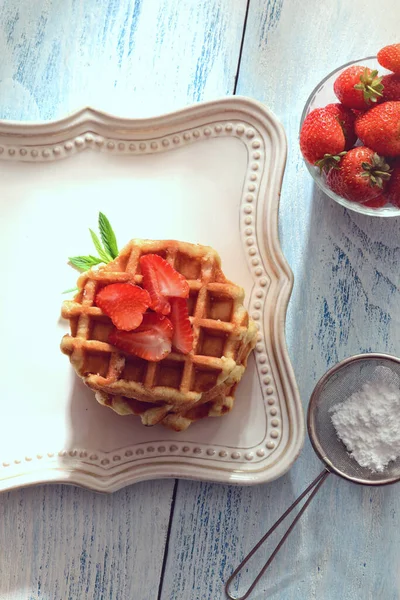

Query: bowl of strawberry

[300,43,400,216]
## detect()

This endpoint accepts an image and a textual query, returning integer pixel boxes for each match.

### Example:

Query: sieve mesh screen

[308,355,400,485]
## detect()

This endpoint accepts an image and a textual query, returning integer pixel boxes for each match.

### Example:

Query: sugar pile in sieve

[330,366,400,472]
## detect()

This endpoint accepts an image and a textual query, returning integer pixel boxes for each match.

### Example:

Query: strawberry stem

[365,84,383,97]
[315,151,347,173]
[361,154,392,188]
[354,68,384,104]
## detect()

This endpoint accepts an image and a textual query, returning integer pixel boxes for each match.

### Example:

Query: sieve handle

[225,469,330,600]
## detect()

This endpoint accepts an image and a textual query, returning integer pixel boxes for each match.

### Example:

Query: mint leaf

[64,213,119,293]
[62,286,79,295]
[89,228,112,263]
[69,255,103,271]
[98,212,118,259]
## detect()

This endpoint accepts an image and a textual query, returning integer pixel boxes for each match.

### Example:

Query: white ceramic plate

[0,97,304,492]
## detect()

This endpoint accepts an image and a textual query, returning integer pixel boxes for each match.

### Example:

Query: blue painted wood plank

[160,475,400,600]
[0,482,173,600]
[161,2,400,599]
[0,0,247,121]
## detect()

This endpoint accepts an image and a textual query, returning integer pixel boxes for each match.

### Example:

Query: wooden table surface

[1,1,399,599]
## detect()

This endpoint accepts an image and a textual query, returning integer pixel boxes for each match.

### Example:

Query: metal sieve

[225,353,400,600]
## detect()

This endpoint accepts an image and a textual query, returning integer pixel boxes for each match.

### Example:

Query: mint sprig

[98,212,118,259]
[64,213,119,295]
[69,255,104,270]
[68,212,119,273]
[89,228,112,263]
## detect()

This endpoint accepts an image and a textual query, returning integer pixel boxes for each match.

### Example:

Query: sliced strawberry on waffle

[140,254,189,315]
[170,297,194,354]
[95,283,150,331]
[109,312,173,361]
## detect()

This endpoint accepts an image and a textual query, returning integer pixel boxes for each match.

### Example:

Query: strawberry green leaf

[89,228,112,263]
[355,69,384,104]
[98,212,118,259]
[62,286,79,295]
[69,255,103,271]
[360,154,392,188]
[315,151,346,173]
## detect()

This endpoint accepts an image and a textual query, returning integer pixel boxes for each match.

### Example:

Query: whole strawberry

[362,195,388,209]
[378,43,400,75]
[334,66,383,109]
[300,107,345,165]
[355,101,400,156]
[382,74,400,101]
[326,147,391,204]
[325,103,357,149]
[385,161,400,206]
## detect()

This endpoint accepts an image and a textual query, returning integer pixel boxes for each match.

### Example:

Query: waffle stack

[61,239,257,431]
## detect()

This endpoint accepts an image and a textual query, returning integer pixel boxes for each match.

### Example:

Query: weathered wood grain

[0,0,247,121]
[0,481,173,600]
[161,473,400,600]
[161,1,400,599]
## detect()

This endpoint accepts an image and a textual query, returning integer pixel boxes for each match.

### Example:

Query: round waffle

[61,239,257,427]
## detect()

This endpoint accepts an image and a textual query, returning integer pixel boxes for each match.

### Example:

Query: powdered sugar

[330,366,400,472]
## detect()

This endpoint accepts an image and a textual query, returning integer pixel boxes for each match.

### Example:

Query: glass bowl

[300,56,400,217]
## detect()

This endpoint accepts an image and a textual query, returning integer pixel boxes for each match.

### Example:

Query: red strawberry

[300,107,345,165]
[170,298,193,354]
[140,254,189,315]
[326,147,391,204]
[386,161,400,206]
[333,66,383,109]
[109,312,173,361]
[351,109,366,118]
[382,74,400,101]
[355,101,400,156]
[362,195,388,208]
[325,103,357,149]
[378,43,400,75]
[95,283,150,331]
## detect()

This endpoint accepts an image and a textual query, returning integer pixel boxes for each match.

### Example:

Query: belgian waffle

[95,382,237,432]
[61,239,257,425]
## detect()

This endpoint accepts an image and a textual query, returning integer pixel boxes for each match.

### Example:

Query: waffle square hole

[187,291,199,317]
[196,327,228,357]
[122,357,148,383]
[90,318,114,343]
[83,352,110,377]
[174,252,201,280]
[191,366,221,392]
[206,292,234,322]
[155,359,185,389]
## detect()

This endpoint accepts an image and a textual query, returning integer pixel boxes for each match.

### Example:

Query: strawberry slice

[170,297,194,354]
[96,283,150,331]
[109,312,173,361]
[140,254,189,315]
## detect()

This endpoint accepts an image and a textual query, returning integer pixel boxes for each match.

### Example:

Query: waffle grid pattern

[61,240,257,427]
